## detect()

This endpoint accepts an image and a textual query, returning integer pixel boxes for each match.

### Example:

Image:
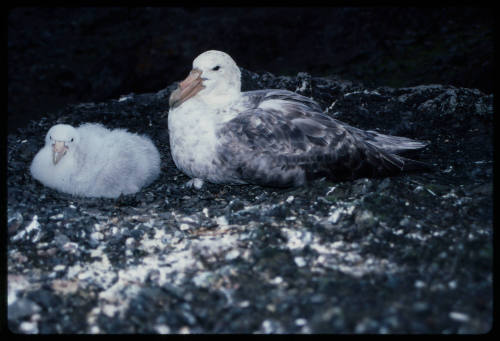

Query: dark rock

[26,289,62,310]
[354,209,378,230]
[54,233,71,247]
[7,209,24,235]
[8,298,41,320]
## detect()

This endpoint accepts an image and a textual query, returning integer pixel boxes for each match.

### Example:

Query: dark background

[7,7,493,134]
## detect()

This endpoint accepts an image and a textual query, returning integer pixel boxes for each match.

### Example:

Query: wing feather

[216,90,429,187]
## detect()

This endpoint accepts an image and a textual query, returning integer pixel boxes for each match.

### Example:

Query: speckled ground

[7,70,493,333]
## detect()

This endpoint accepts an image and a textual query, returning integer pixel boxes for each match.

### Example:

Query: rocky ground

[7,69,493,333]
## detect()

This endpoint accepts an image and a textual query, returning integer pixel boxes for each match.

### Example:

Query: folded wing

[216,90,430,187]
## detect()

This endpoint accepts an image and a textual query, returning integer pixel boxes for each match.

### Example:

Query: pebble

[216,216,229,227]
[90,231,104,241]
[270,276,283,285]
[8,210,23,234]
[154,324,171,334]
[19,321,39,334]
[53,265,66,272]
[295,318,307,326]
[225,249,240,261]
[179,223,191,231]
[294,256,307,267]
[449,311,470,322]
[178,326,190,334]
[192,272,213,288]
[354,210,376,229]
[125,237,135,248]
[414,280,426,289]
[239,301,250,308]
[8,298,41,320]
[62,242,79,253]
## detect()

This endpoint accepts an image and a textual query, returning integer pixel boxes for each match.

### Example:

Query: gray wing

[216,90,429,187]
[245,89,428,154]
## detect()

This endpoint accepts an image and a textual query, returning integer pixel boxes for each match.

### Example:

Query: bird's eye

[212,65,220,71]
[49,135,52,140]
[71,138,74,142]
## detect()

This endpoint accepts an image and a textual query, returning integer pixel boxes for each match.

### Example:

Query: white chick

[30,123,161,198]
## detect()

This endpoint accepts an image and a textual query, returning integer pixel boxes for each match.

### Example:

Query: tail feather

[343,124,428,155]
[364,130,428,155]
[363,144,433,177]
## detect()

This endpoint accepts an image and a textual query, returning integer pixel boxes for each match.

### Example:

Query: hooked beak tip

[169,68,205,109]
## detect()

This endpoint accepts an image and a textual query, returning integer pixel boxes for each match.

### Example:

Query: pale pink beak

[52,141,68,165]
[169,68,205,109]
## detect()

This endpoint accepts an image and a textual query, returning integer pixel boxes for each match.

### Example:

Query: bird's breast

[168,107,221,180]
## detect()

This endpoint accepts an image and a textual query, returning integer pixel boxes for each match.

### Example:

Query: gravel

[7,69,492,333]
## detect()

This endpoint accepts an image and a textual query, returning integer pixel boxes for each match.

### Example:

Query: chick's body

[30,123,161,198]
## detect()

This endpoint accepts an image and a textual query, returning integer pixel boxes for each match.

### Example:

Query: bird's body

[30,123,161,198]
[168,50,430,189]
[168,90,249,185]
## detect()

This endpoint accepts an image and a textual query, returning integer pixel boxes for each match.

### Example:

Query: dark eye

[49,135,52,140]
[71,138,74,142]
[212,65,220,71]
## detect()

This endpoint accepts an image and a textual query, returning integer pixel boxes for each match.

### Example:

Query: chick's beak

[169,68,205,109]
[52,141,68,165]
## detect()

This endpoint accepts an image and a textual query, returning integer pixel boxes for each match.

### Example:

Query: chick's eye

[212,65,220,71]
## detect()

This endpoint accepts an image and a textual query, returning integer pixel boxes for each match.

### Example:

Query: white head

[45,124,80,165]
[169,50,241,109]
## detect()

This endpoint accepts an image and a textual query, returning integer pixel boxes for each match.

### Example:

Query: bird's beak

[52,141,68,165]
[169,68,205,109]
